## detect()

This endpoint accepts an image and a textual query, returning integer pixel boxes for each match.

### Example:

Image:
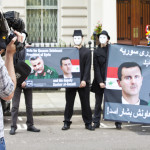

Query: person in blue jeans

[0,31,23,149]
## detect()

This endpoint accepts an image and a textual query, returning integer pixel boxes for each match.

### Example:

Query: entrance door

[117,0,150,45]
[117,0,131,41]
[140,0,150,41]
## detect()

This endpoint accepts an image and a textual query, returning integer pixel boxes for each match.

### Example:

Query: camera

[0,10,26,53]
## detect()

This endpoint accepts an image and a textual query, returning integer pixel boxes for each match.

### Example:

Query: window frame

[26,0,59,45]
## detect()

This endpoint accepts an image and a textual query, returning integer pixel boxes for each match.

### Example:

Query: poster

[104,44,150,124]
[25,47,80,88]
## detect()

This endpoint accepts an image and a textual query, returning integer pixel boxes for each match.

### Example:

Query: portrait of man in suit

[60,57,73,78]
[117,62,148,105]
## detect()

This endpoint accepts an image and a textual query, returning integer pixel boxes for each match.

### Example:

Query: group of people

[9,29,123,137]
[0,28,146,150]
[61,29,123,131]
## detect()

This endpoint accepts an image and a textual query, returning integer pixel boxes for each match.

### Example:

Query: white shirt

[63,75,72,79]
[121,96,140,105]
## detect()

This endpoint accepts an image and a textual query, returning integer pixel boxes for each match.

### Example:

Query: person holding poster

[91,30,122,129]
[62,30,94,131]
[117,62,148,105]
[28,56,58,79]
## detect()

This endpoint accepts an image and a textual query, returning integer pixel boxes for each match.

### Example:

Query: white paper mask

[73,36,82,46]
[99,34,108,44]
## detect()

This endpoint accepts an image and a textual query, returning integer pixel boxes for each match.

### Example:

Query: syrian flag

[106,67,122,90]
[71,59,80,72]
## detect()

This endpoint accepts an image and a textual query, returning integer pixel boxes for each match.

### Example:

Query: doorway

[117,0,150,45]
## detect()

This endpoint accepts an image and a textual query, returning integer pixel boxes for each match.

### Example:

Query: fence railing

[28,32,98,52]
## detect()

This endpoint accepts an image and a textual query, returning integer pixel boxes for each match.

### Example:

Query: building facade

[1,0,150,46]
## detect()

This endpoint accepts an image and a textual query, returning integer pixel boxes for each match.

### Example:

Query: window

[26,0,58,43]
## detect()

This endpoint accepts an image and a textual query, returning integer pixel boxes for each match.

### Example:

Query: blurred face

[30,57,44,74]
[61,59,72,75]
[117,66,143,97]
[73,36,82,46]
[99,34,108,44]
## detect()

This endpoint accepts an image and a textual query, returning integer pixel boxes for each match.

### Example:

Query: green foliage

[94,21,102,35]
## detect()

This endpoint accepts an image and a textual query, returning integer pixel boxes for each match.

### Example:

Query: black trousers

[93,93,103,123]
[93,92,122,126]
[11,86,34,128]
[64,84,92,125]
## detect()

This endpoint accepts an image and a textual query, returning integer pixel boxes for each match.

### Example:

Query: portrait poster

[25,47,80,88]
[104,44,150,124]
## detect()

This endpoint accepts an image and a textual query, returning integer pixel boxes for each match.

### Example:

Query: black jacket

[91,45,108,94]
[79,46,91,83]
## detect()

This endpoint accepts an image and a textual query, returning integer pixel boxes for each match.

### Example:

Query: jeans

[0,137,6,150]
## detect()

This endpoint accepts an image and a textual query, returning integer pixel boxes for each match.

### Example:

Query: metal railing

[27,32,98,51]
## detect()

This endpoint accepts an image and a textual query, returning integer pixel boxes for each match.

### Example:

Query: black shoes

[93,123,100,128]
[62,123,95,131]
[85,124,95,131]
[115,122,122,130]
[9,127,17,135]
[27,126,40,132]
[62,123,70,130]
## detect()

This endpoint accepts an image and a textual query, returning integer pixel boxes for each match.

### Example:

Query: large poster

[104,44,150,124]
[25,47,80,88]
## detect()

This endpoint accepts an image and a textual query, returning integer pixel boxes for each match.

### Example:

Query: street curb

[4,109,95,116]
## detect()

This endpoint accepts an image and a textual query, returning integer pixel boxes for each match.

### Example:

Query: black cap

[98,30,110,40]
[72,30,83,37]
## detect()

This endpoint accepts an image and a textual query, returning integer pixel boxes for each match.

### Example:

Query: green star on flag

[108,81,113,86]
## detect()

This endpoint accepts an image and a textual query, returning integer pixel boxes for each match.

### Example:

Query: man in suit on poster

[59,57,73,78]
[117,62,148,105]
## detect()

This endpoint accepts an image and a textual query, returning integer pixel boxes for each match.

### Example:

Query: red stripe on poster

[71,59,79,65]
[107,67,118,78]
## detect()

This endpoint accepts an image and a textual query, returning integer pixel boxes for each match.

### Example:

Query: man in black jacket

[9,48,40,135]
[62,30,94,131]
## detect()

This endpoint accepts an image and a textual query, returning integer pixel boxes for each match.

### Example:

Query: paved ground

[6,88,96,116]
[4,115,150,150]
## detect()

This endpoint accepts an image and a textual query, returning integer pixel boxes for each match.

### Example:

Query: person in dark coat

[9,48,40,135]
[91,30,122,129]
[62,30,94,131]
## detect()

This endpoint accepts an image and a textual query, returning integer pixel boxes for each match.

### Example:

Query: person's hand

[0,49,5,55]
[25,44,32,48]
[6,31,23,55]
[80,81,86,88]
[99,83,105,88]
[21,81,26,88]
[74,45,82,49]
